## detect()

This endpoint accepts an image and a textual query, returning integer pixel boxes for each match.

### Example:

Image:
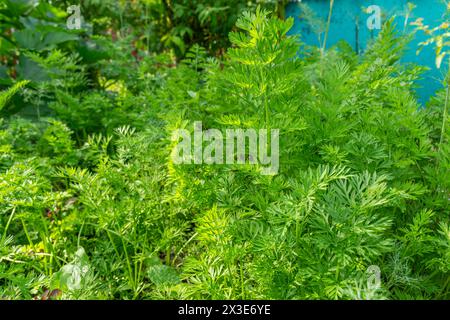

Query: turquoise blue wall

[286,0,448,104]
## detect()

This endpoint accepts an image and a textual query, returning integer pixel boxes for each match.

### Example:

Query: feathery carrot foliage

[0,6,448,300]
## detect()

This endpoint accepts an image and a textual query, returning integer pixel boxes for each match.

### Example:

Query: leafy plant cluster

[0,5,449,300]
[45,0,285,57]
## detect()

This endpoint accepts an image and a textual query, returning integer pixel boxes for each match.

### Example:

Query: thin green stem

[172,232,197,266]
[146,4,150,53]
[439,78,449,149]
[1,206,16,243]
[107,230,135,291]
[20,218,33,246]
[322,0,335,54]
[240,260,245,299]
[121,236,135,290]
[165,247,171,266]
[77,220,85,249]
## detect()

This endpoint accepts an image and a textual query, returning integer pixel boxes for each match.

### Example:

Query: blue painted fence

[286,0,448,103]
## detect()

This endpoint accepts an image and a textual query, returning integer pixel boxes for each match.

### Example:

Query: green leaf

[0,80,29,111]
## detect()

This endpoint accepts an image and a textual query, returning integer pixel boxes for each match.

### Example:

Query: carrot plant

[0,6,448,300]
